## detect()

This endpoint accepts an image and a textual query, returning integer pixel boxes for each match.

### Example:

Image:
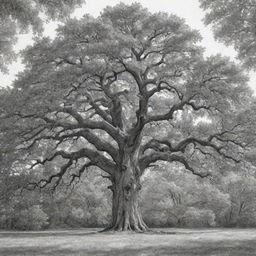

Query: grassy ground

[0,228,256,256]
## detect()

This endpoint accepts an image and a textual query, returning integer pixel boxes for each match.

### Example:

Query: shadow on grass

[0,229,179,239]
[0,240,256,256]
[0,230,99,238]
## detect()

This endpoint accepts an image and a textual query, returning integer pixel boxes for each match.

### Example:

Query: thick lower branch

[139,152,209,178]
[31,148,116,175]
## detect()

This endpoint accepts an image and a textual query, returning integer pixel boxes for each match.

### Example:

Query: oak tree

[0,3,251,231]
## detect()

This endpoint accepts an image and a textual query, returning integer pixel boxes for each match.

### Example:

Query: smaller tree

[141,163,230,227]
[222,173,256,227]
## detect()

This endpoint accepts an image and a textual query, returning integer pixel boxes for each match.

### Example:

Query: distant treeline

[1,163,256,230]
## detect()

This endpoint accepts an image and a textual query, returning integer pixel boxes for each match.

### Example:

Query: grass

[0,228,256,255]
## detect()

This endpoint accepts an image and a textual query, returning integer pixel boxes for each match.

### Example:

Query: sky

[1,0,256,92]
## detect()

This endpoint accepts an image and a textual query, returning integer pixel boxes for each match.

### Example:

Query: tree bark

[107,149,148,232]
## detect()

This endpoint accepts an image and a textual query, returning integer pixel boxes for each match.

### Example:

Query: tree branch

[146,96,212,123]
[30,148,116,175]
[140,152,209,178]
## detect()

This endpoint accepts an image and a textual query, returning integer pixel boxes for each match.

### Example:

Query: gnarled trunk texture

[110,173,147,231]
[107,148,148,232]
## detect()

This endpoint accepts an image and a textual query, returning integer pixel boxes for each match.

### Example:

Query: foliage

[141,163,229,227]
[13,205,48,230]
[0,0,84,72]
[0,161,112,230]
[200,0,256,69]
[1,161,256,229]
[43,169,112,228]
[182,207,216,227]
[1,3,250,188]
[221,172,256,227]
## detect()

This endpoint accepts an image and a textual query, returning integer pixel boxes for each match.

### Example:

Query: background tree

[0,0,84,72]
[0,3,251,232]
[200,0,256,69]
[222,172,256,227]
[141,162,230,227]
[0,148,111,230]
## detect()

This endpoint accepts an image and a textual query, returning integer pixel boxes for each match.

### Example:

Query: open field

[0,228,256,256]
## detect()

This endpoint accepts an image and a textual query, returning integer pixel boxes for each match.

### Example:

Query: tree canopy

[200,0,256,69]
[0,0,84,72]
[0,2,253,231]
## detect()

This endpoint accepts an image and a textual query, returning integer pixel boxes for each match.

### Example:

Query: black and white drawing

[1,1,256,255]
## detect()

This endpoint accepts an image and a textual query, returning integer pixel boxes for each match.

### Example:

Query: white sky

[1,0,256,92]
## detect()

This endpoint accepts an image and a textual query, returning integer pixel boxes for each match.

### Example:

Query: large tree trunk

[110,173,148,231]
[107,149,148,232]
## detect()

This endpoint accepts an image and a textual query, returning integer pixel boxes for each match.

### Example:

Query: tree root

[99,223,150,233]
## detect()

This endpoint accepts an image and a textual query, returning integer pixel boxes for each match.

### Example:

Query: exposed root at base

[99,224,150,233]
[99,228,177,235]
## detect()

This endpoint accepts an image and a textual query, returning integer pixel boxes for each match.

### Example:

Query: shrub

[182,207,216,227]
[13,205,48,230]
